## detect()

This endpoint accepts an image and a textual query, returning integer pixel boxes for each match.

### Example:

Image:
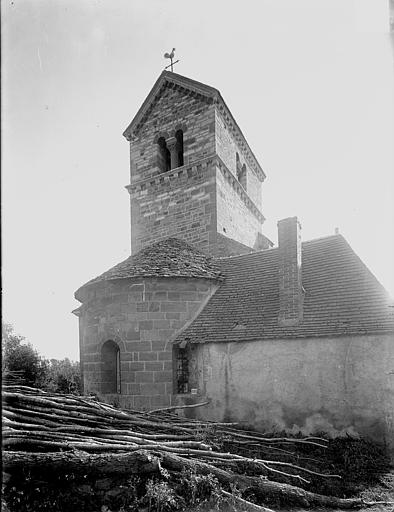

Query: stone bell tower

[123,71,272,257]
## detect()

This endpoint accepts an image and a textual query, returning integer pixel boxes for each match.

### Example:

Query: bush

[145,480,177,512]
[2,322,81,394]
[2,323,48,387]
[43,358,81,394]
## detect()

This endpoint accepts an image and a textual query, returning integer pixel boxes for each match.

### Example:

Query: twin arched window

[101,340,121,394]
[157,130,184,173]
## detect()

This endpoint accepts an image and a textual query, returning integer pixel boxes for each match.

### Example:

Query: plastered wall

[192,334,394,452]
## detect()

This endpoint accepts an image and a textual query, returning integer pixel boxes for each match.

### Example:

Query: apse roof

[75,238,223,301]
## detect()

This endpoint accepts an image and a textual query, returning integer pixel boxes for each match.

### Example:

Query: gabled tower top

[123,71,265,181]
[125,71,272,256]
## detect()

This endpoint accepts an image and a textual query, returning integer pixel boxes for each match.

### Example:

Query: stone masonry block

[121,362,132,372]
[139,351,158,361]
[148,312,166,320]
[126,329,141,341]
[140,330,154,341]
[161,302,187,313]
[136,371,154,383]
[139,320,153,330]
[154,371,172,383]
[165,312,181,320]
[158,350,173,361]
[140,383,166,395]
[129,362,145,371]
[152,340,167,351]
[153,320,172,329]
[171,281,198,291]
[167,292,180,301]
[125,341,151,352]
[121,371,136,383]
[136,303,149,312]
[145,362,164,371]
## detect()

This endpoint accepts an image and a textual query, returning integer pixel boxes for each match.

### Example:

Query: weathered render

[74,71,394,454]
[188,333,394,446]
[173,229,394,450]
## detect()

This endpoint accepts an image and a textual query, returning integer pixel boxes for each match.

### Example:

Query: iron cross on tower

[164,48,180,72]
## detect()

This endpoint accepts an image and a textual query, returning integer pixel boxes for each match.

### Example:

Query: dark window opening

[101,340,121,394]
[175,347,189,394]
[239,163,247,189]
[157,137,171,173]
[175,130,184,167]
[236,153,247,190]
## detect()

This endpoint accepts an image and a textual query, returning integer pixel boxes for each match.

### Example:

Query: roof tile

[176,235,394,343]
[75,238,223,300]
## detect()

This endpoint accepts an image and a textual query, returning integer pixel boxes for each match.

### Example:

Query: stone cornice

[125,155,265,224]
[125,155,215,192]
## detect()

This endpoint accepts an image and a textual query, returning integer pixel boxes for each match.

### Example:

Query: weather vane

[164,48,179,72]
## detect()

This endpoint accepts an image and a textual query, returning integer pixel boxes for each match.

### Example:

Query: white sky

[2,0,394,360]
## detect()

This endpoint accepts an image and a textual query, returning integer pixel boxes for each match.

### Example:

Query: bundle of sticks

[2,385,387,510]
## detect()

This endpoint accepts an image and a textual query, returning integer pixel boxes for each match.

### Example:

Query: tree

[2,322,81,394]
[2,322,48,387]
[44,358,81,394]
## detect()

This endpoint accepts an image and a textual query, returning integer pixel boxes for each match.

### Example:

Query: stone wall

[126,83,268,258]
[129,85,215,184]
[128,156,267,257]
[128,158,217,255]
[78,276,218,410]
[189,333,394,453]
[216,161,265,250]
[214,110,263,210]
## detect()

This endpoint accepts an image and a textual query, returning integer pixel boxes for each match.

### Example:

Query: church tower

[123,72,272,257]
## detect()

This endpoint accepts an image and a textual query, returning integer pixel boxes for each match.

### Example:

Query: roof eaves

[177,325,394,345]
[123,71,219,141]
[214,91,266,181]
[123,71,167,140]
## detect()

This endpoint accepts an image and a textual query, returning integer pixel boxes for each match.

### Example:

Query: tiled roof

[176,235,394,343]
[75,238,223,299]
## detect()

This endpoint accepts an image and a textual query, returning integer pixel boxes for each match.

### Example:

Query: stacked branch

[2,385,389,509]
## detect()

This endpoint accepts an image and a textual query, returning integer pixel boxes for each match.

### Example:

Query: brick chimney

[278,217,303,326]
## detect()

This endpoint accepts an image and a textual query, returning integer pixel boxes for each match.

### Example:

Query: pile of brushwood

[2,386,393,512]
